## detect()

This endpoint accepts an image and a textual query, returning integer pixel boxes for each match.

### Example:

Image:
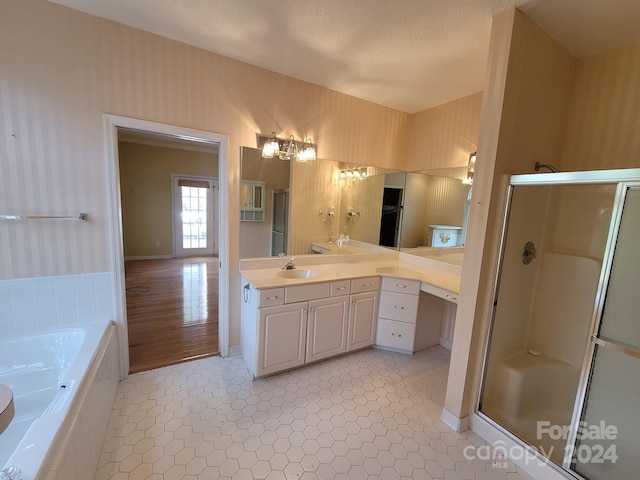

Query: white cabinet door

[347,292,379,351]
[306,296,349,363]
[258,303,307,377]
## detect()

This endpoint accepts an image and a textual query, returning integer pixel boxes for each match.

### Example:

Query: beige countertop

[240,258,461,294]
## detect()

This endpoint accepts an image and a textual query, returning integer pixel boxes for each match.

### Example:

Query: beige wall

[560,41,640,171]
[0,0,411,347]
[240,147,290,259]
[445,9,576,420]
[339,175,385,244]
[118,142,218,258]
[407,93,484,171]
[447,9,640,423]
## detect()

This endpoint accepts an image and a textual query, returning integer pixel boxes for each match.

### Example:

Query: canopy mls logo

[463,421,619,468]
[537,420,618,441]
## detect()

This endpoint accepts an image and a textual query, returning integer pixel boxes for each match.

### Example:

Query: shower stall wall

[476,169,640,480]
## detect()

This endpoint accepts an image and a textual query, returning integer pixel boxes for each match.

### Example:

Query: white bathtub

[0,321,120,480]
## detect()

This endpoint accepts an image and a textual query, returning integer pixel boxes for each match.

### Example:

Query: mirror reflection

[240,147,471,261]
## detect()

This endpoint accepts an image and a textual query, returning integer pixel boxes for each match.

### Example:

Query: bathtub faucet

[0,467,23,480]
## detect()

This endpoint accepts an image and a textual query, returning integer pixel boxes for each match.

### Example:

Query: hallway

[125,257,219,373]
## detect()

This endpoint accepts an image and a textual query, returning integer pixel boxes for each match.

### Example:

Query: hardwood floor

[125,257,219,373]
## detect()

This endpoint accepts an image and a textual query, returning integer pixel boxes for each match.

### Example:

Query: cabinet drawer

[379,291,419,323]
[420,283,459,304]
[258,288,285,307]
[350,276,380,294]
[285,282,331,303]
[376,318,415,352]
[381,277,420,295]
[330,280,351,297]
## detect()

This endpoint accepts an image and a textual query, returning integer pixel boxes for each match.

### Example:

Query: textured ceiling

[49,0,640,114]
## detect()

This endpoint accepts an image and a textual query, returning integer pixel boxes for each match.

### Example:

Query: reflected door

[174,176,217,257]
[570,185,640,479]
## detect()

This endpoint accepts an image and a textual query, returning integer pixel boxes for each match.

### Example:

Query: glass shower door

[570,185,640,479]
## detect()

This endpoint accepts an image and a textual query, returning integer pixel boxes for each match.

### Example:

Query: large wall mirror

[240,146,471,261]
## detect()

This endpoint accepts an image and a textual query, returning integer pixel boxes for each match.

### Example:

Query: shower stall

[477,168,640,479]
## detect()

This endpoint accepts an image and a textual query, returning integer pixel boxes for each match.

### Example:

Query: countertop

[240,258,461,295]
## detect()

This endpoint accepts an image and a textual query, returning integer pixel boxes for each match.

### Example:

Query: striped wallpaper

[561,41,640,171]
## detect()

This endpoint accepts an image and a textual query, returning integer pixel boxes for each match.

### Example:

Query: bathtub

[0,321,120,480]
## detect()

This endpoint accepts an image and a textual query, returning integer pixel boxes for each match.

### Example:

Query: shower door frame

[473,168,640,480]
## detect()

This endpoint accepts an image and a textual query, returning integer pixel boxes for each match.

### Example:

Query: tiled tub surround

[0,272,114,336]
[96,346,533,480]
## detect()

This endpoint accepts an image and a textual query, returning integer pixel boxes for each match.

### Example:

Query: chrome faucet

[281,257,296,270]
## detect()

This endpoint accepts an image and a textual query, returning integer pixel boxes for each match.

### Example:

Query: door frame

[104,114,230,378]
[171,174,218,257]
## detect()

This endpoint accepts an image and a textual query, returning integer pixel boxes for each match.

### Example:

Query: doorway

[379,187,403,247]
[173,175,218,257]
[104,115,230,378]
[118,132,220,373]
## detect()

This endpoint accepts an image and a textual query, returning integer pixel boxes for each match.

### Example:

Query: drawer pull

[445,294,457,301]
[391,333,403,338]
[336,287,347,291]
[266,296,279,300]
[393,305,405,310]
[362,283,372,287]
[396,284,407,288]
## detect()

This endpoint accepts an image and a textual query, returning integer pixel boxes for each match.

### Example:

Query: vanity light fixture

[462,152,476,185]
[297,138,317,162]
[259,132,316,162]
[339,167,368,180]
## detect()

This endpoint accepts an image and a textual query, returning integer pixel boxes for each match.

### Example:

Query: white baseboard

[442,408,469,432]
[228,344,242,357]
[124,255,174,261]
[439,336,453,351]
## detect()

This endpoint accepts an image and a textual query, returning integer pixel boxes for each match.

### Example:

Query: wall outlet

[155,241,160,247]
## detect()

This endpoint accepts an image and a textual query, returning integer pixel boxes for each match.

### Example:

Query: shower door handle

[592,335,640,360]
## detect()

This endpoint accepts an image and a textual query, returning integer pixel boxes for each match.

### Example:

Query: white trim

[470,413,571,480]
[124,255,174,261]
[103,114,230,379]
[439,337,453,351]
[510,168,640,185]
[441,408,469,432]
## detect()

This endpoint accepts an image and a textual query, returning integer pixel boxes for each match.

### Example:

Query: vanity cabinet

[242,276,380,378]
[375,276,446,354]
[306,296,350,363]
[258,303,308,376]
[376,277,420,353]
[347,277,380,351]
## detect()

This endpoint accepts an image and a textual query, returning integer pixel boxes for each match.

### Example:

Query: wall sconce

[339,167,369,180]
[462,152,476,185]
[258,132,317,162]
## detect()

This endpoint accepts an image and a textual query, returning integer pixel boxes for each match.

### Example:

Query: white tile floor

[95,346,533,480]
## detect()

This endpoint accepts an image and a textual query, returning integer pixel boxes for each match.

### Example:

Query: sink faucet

[281,257,296,270]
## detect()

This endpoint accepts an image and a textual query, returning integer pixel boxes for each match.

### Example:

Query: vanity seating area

[240,253,460,378]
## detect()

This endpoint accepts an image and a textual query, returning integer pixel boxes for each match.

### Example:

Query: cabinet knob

[393,305,405,310]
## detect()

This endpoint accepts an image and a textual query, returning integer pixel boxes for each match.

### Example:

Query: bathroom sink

[276,269,317,279]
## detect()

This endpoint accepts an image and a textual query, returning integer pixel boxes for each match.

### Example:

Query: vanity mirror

[240,146,471,260]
